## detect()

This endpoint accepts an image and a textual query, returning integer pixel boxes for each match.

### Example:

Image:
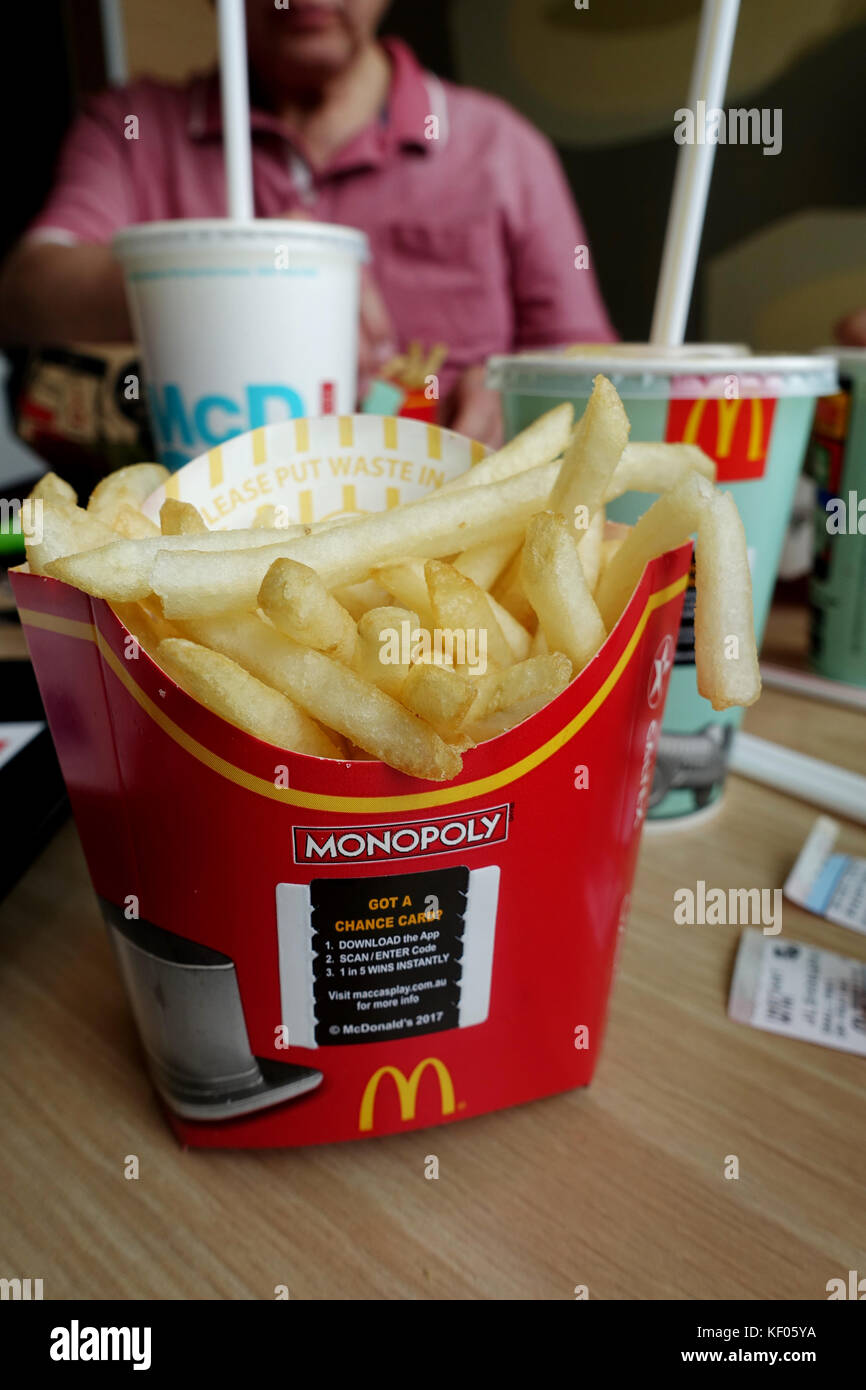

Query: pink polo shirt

[28,39,616,394]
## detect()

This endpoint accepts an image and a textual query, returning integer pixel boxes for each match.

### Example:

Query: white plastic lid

[486,349,838,400]
[815,346,866,369]
[113,218,369,263]
[559,342,748,359]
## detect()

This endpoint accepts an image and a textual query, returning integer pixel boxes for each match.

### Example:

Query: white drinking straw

[730,732,866,827]
[98,0,128,86]
[760,662,866,713]
[216,0,255,220]
[650,0,741,345]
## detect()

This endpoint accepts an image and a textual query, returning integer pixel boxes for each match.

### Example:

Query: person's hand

[357,268,398,396]
[445,364,504,448]
[0,240,132,346]
[835,309,866,346]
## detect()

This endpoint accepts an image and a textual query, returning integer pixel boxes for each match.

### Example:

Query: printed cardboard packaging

[12,416,690,1147]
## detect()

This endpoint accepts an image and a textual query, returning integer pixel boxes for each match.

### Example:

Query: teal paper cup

[487,348,838,821]
[808,350,866,687]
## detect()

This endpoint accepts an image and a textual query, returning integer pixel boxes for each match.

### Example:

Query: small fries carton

[12,417,690,1148]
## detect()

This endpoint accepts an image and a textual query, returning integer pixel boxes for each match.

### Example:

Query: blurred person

[0,0,615,445]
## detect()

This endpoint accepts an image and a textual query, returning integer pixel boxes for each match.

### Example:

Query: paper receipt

[729,928,866,1057]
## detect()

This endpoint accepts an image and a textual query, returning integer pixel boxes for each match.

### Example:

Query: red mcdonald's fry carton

[12,416,690,1148]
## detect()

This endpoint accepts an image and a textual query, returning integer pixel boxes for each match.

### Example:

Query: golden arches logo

[358,1058,456,1132]
[681,397,765,463]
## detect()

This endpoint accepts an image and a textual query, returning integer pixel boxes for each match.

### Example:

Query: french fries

[606,442,715,500]
[331,579,392,620]
[372,557,434,627]
[491,599,532,662]
[593,471,760,710]
[599,534,625,577]
[453,535,521,591]
[425,559,514,673]
[490,547,536,630]
[354,606,419,697]
[157,637,343,758]
[25,502,116,575]
[113,505,161,539]
[437,402,573,493]
[113,599,179,655]
[47,524,313,601]
[29,472,77,507]
[466,654,573,740]
[259,558,357,664]
[577,507,605,593]
[521,512,607,670]
[594,471,713,628]
[181,614,461,781]
[548,374,629,529]
[149,461,559,618]
[160,499,208,536]
[87,463,169,528]
[401,661,476,739]
[695,490,761,710]
[374,556,531,660]
[25,375,762,779]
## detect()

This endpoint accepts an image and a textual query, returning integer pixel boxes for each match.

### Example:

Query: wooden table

[1,614,864,1301]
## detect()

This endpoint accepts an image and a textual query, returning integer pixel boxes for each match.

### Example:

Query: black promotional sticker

[309,867,468,1045]
[275,864,499,1048]
[674,554,697,666]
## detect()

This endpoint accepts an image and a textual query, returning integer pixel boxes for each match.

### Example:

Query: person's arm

[507,122,616,349]
[0,86,140,346]
[0,240,131,345]
[447,115,616,446]
[444,365,504,447]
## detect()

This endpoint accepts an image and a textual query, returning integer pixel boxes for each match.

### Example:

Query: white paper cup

[113,220,368,471]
